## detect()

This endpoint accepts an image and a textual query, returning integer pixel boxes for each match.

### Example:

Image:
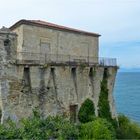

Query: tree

[78,98,95,123]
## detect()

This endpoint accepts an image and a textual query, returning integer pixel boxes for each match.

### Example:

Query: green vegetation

[79,118,116,140]
[0,75,140,139]
[116,114,140,139]
[98,77,112,120]
[0,110,140,139]
[78,98,95,123]
[79,63,87,70]
[0,120,21,139]
[0,111,79,140]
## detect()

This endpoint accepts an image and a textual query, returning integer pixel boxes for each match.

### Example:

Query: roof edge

[9,19,101,37]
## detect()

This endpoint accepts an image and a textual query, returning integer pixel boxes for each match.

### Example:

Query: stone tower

[0,20,118,123]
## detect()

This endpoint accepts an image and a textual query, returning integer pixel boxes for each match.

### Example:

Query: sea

[114,72,140,123]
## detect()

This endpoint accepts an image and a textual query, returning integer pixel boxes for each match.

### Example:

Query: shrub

[19,113,79,140]
[98,78,112,121]
[19,116,46,139]
[116,114,140,139]
[78,98,95,123]
[0,119,21,139]
[1,110,140,139]
[79,118,116,139]
[0,110,79,140]
[43,116,79,140]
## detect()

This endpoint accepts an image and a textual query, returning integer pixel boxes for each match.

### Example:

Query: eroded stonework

[0,21,118,123]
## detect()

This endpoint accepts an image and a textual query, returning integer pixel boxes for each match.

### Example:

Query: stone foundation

[0,64,118,122]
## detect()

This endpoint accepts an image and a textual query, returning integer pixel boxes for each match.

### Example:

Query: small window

[70,104,78,123]
[71,67,76,77]
[51,67,55,74]
[4,39,10,46]
[104,68,108,78]
[89,67,93,77]
[23,67,31,86]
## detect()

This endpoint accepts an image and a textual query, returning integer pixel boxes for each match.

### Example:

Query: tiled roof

[10,19,100,37]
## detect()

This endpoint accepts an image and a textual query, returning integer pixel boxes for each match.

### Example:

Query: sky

[0,0,140,70]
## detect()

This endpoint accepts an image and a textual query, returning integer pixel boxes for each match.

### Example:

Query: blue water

[114,72,140,123]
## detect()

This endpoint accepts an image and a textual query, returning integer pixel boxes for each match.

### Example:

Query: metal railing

[16,52,117,66]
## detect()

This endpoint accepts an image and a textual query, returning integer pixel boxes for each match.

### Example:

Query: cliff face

[0,27,118,123]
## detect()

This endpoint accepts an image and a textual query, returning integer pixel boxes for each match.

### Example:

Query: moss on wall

[98,68,112,120]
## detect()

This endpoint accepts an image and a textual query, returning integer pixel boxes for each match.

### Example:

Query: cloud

[0,0,140,68]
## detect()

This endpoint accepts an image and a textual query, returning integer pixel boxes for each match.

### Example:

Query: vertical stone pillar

[93,67,104,116]
[0,27,17,123]
[107,67,118,119]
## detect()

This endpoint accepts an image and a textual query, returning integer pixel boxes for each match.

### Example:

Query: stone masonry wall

[0,64,118,122]
[0,28,17,123]
[0,28,118,123]
[12,24,99,63]
[107,67,118,119]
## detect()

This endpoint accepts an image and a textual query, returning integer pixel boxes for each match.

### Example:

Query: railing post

[69,55,70,65]
[56,53,58,64]
[88,55,89,66]
[45,53,46,63]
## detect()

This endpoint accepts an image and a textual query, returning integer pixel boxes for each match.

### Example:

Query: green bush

[20,114,79,140]
[43,116,79,140]
[116,114,140,139]
[79,118,116,139]
[98,78,112,120]
[78,98,95,123]
[0,110,140,139]
[0,111,79,140]
[0,119,21,139]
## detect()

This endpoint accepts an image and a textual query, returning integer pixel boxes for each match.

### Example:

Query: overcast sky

[0,0,140,69]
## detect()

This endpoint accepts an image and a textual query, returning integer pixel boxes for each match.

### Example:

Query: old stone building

[0,20,118,123]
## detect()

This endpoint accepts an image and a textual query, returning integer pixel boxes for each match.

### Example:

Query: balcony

[16,52,117,67]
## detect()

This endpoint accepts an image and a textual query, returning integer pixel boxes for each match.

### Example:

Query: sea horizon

[114,72,140,123]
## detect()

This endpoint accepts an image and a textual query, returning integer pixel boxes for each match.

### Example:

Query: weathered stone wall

[0,64,118,122]
[107,67,118,119]
[12,24,99,61]
[0,28,18,123]
[0,27,118,123]
[12,25,23,52]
